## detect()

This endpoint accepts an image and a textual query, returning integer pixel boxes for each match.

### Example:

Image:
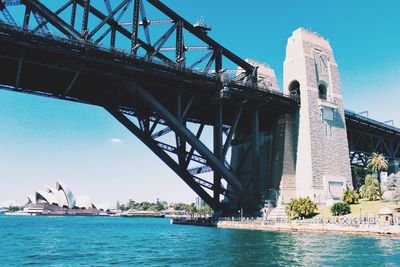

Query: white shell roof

[56,180,76,209]
[27,194,36,204]
[29,180,98,210]
[75,195,92,209]
[35,190,57,205]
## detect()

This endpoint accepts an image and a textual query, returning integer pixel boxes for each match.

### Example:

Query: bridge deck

[345,109,400,137]
[0,23,298,129]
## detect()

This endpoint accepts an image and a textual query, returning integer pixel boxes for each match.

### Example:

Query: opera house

[24,180,110,215]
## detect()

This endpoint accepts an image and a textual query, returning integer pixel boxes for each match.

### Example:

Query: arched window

[318,83,327,100]
[288,80,300,102]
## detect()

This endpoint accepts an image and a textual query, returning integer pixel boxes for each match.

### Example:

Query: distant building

[23,180,110,215]
[195,196,205,210]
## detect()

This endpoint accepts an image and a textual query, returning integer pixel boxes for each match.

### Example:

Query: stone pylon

[281,28,353,205]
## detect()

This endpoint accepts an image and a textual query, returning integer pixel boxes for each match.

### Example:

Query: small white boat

[4,211,36,216]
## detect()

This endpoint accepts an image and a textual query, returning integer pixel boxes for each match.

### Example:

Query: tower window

[288,80,300,102]
[318,84,328,100]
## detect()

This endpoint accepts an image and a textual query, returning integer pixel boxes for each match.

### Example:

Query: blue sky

[1,0,399,206]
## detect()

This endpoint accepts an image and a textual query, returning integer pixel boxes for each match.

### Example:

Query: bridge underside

[0,23,298,214]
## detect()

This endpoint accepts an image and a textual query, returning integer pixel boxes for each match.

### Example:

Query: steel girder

[104,82,246,211]
[1,0,258,83]
[107,106,221,210]
[128,82,244,189]
[346,109,400,171]
[347,127,400,161]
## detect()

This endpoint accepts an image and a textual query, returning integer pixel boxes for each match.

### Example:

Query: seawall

[217,220,400,237]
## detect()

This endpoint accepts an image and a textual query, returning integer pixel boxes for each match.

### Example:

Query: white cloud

[107,138,123,145]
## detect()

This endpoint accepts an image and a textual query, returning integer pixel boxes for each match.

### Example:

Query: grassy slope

[317,199,400,218]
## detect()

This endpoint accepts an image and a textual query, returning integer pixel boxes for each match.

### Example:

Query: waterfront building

[195,197,205,210]
[20,180,110,215]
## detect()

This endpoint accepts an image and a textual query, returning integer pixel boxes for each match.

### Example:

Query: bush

[330,202,351,216]
[285,197,317,219]
[342,189,360,204]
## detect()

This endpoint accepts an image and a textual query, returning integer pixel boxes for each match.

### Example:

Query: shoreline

[217,220,400,237]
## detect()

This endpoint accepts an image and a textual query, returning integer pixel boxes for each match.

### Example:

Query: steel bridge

[0,0,399,213]
[346,109,400,172]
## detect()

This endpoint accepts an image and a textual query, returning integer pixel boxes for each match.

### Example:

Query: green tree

[359,175,381,200]
[367,153,388,183]
[202,204,213,216]
[351,166,369,190]
[7,206,20,212]
[183,204,196,218]
[367,153,388,199]
[173,202,187,210]
[197,204,213,217]
[138,202,152,210]
[126,199,136,210]
[342,189,360,204]
[285,197,317,219]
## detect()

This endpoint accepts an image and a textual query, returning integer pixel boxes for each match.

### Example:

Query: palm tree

[342,189,360,204]
[359,175,380,200]
[367,153,388,199]
[367,153,388,182]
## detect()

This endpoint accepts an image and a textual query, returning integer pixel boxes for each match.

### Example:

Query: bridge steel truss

[0,0,259,80]
[0,0,299,213]
[346,110,400,173]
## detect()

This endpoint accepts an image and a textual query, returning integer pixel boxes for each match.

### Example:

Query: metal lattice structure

[346,109,400,172]
[0,0,299,213]
[0,0,261,81]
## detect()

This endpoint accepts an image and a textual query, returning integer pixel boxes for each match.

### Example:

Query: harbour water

[0,215,399,266]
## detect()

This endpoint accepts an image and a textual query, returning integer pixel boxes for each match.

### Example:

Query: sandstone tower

[282,28,352,204]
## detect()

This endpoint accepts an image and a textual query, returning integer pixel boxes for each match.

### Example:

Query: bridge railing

[345,109,400,134]
[0,21,299,103]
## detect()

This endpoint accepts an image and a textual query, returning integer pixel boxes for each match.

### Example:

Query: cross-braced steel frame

[0,0,259,82]
[0,0,300,213]
[346,110,400,172]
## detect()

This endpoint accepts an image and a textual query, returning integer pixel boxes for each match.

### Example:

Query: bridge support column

[251,109,261,203]
[270,113,298,205]
[283,28,353,205]
[213,103,223,204]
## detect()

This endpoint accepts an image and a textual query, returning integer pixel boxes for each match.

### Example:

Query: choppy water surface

[0,216,399,266]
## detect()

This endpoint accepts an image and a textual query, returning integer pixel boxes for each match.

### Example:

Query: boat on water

[3,204,43,216]
[121,210,165,218]
[4,210,37,216]
[170,217,216,227]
